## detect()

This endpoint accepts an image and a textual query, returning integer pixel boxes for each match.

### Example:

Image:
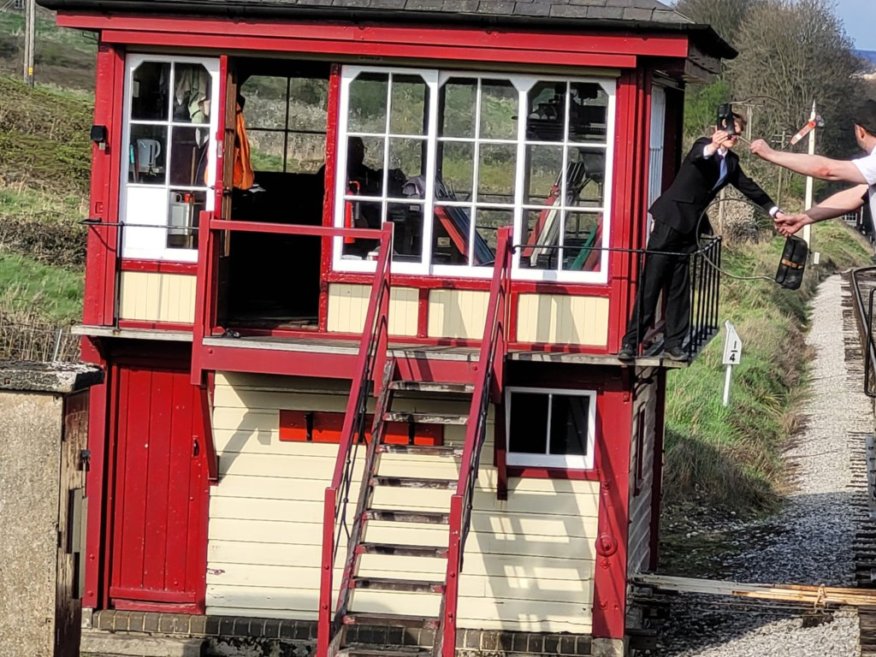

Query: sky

[833,0,876,51]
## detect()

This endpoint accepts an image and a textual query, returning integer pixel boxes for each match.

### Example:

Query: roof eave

[36,0,737,61]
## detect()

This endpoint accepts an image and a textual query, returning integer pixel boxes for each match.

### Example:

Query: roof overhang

[38,0,737,64]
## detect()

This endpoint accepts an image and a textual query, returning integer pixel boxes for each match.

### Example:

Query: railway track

[846,267,876,656]
[627,269,876,656]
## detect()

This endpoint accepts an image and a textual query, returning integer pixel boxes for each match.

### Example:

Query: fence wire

[0,322,80,363]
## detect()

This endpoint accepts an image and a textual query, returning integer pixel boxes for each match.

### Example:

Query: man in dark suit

[618,113,783,362]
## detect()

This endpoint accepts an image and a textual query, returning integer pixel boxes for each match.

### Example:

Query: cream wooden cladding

[118,271,196,324]
[207,372,598,632]
[516,294,609,346]
[328,283,610,346]
[326,284,418,336]
[427,289,489,339]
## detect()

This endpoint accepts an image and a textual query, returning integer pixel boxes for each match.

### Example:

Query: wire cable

[694,195,783,284]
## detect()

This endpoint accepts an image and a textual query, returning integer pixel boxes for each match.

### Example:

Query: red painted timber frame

[119,259,198,275]
[80,337,108,609]
[56,13,691,67]
[590,67,649,642]
[70,15,683,361]
[83,43,124,326]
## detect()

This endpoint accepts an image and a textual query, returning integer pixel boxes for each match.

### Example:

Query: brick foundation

[84,610,593,656]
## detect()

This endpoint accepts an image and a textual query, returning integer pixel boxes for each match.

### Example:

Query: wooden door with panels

[107,362,210,612]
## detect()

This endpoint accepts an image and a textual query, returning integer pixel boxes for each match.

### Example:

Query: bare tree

[728,0,862,158]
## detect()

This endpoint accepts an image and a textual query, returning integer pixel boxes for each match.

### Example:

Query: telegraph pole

[798,101,818,247]
[23,0,35,87]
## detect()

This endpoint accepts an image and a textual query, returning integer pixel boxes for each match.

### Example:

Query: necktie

[713,153,728,190]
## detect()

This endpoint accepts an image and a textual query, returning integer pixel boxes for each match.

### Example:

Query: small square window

[505,387,596,470]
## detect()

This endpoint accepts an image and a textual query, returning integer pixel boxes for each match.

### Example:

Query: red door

[108,364,209,613]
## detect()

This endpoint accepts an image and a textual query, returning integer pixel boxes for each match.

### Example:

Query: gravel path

[650,275,870,657]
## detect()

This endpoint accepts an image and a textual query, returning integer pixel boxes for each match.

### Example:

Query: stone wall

[0,391,63,657]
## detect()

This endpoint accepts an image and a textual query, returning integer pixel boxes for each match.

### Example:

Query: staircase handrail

[438,226,512,657]
[318,223,393,657]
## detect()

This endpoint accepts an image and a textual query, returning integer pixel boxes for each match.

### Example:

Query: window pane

[390,74,428,136]
[388,201,423,261]
[129,125,167,184]
[477,143,516,204]
[567,149,606,209]
[432,204,470,266]
[388,138,425,196]
[166,189,204,250]
[521,209,559,270]
[131,61,170,121]
[473,209,510,266]
[288,77,328,131]
[509,393,549,454]
[240,76,288,130]
[525,145,563,206]
[349,72,389,134]
[441,78,477,139]
[169,126,209,187]
[248,131,285,172]
[549,395,588,456]
[561,212,602,272]
[287,133,327,174]
[526,81,566,143]
[341,198,382,260]
[569,82,608,143]
[438,141,474,201]
[173,64,211,124]
[479,79,517,140]
[346,136,385,197]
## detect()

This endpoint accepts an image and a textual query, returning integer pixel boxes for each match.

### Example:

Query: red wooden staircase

[317,227,513,657]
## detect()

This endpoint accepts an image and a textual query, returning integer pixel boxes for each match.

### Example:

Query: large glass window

[121,55,219,261]
[241,75,329,174]
[333,66,616,282]
[505,387,596,469]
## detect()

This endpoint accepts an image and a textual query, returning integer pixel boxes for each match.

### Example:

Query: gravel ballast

[650,275,869,657]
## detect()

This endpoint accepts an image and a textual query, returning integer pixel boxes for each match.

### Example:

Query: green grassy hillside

[664,221,873,513]
[0,75,90,328]
[0,7,96,89]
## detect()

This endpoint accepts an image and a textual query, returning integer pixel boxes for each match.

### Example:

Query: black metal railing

[522,236,723,362]
[850,267,876,397]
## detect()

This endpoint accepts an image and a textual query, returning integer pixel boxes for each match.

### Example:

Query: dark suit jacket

[649,137,776,236]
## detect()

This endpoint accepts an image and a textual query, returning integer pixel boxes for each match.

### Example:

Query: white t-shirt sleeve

[853,148,876,185]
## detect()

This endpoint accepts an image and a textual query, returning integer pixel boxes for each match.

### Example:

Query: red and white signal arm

[722,320,742,366]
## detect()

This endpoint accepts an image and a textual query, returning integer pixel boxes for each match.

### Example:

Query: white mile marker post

[722,320,742,407]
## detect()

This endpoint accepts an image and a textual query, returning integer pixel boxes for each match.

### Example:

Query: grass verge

[0,252,83,324]
[663,221,873,515]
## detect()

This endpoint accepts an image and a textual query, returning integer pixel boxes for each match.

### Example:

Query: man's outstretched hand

[750,139,775,160]
[774,212,811,237]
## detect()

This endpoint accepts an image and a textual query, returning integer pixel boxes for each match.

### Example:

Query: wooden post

[24,0,35,86]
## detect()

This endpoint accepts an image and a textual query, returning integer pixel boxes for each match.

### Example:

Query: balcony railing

[85,217,722,365]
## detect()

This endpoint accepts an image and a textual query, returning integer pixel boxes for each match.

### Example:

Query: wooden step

[337,648,431,657]
[389,381,474,394]
[342,612,439,629]
[384,412,468,425]
[356,543,448,558]
[377,444,463,457]
[352,577,445,593]
[372,476,457,489]
[364,509,450,524]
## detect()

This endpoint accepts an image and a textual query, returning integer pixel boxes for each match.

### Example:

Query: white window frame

[119,53,220,263]
[647,85,667,233]
[332,65,617,284]
[504,386,597,470]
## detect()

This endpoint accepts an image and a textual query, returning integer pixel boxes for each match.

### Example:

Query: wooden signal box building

[40,1,731,655]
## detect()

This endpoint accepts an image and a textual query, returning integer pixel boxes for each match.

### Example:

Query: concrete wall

[0,392,63,657]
